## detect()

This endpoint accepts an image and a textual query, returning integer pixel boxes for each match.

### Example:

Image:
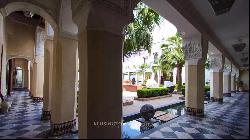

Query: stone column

[231,66,236,93]
[223,64,231,96]
[31,62,37,97]
[50,32,78,136]
[231,74,236,92]
[209,54,224,102]
[7,59,14,96]
[29,63,33,97]
[72,0,135,138]
[183,35,208,116]
[23,60,29,90]
[32,26,45,102]
[42,38,53,120]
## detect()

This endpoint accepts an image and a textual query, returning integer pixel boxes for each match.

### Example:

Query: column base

[223,93,231,97]
[51,119,76,136]
[210,97,223,103]
[41,110,51,120]
[185,107,204,116]
[32,97,43,102]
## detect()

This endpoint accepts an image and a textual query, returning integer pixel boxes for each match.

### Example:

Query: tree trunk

[176,65,182,92]
[170,72,173,82]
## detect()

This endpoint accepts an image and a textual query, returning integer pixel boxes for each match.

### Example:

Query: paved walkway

[136,92,249,139]
[123,91,183,117]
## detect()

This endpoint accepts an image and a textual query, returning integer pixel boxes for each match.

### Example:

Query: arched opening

[0,1,58,138]
[121,1,202,138]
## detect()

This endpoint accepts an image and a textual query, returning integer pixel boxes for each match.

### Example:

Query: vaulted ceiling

[143,0,249,70]
[7,11,45,28]
[190,0,249,69]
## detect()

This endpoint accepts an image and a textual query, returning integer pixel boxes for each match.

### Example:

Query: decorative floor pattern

[0,91,50,139]
[0,91,249,139]
[136,92,249,139]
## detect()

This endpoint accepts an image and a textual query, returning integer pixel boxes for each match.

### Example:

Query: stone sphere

[140,104,155,121]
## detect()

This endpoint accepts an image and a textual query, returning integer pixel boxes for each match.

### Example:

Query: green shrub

[137,88,169,98]
[205,85,210,92]
[179,85,210,95]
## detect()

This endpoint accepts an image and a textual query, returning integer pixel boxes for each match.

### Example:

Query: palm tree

[123,2,161,58]
[159,33,184,91]
[138,63,150,84]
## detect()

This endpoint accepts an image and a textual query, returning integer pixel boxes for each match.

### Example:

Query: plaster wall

[6,17,35,60]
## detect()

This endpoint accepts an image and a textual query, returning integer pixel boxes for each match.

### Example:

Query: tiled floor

[0,91,50,139]
[136,92,249,139]
[0,91,249,139]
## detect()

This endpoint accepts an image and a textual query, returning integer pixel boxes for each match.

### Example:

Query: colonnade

[0,0,241,139]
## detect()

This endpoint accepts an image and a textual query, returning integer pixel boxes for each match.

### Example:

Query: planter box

[123,85,142,92]
[134,94,172,101]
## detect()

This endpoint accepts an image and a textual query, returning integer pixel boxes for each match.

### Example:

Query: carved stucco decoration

[231,67,236,76]
[36,28,45,57]
[223,64,231,73]
[210,55,223,71]
[183,41,202,61]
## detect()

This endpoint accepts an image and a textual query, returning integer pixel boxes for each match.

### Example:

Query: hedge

[137,88,169,98]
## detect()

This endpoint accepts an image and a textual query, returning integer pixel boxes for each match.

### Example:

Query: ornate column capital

[210,54,224,72]
[183,41,205,65]
[223,64,231,74]
[183,41,202,60]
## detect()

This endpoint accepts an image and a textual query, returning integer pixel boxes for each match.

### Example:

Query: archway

[0,1,59,138]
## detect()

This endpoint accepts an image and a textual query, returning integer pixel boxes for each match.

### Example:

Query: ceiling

[7,11,45,28]
[190,0,249,69]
